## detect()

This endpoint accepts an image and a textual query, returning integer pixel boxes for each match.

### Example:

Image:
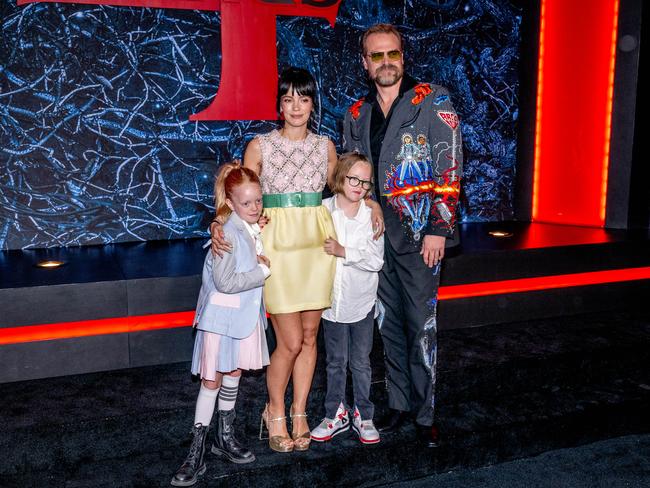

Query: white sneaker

[351,407,380,444]
[310,403,350,442]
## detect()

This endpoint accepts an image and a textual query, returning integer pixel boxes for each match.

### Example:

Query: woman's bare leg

[290,309,322,435]
[266,312,303,439]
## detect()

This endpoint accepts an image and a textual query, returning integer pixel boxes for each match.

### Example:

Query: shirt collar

[332,195,368,221]
[242,220,261,238]
[366,72,418,103]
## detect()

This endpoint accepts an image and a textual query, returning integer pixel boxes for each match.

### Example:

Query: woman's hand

[210,221,232,256]
[257,254,271,267]
[323,237,345,258]
[258,214,270,229]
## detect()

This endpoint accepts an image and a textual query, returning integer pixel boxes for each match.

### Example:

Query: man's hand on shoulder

[365,198,385,240]
[420,235,446,267]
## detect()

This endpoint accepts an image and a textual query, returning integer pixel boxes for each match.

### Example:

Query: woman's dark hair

[276,67,317,112]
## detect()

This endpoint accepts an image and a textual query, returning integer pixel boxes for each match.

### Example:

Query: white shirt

[322,196,384,324]
[243,220,271,278]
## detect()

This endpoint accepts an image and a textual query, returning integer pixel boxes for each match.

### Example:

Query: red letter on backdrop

[191,0,340,120]
[17,0,341,121]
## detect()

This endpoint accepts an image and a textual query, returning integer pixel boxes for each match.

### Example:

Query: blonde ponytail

[214,162,239,224]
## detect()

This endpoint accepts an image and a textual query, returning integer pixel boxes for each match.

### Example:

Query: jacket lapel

[379,88,418,164]
[227,212,257,262]
[359,104,373,162]
[228,211,246,233]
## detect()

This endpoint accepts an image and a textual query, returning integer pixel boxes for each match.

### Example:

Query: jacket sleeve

[342,109,353,153]
[211,230,266,294]
[343,234,384,272]
[425,86,463,238]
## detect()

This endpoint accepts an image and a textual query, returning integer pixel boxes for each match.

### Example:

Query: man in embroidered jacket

[342,23,463,447]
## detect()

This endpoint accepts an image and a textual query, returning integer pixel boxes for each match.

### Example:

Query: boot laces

[186,426,205,465]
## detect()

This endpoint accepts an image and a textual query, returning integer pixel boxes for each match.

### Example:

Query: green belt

[263,192,322,208]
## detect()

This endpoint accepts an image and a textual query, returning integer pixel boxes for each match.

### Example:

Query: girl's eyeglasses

[367,50,402,63]
[346,176,373,190]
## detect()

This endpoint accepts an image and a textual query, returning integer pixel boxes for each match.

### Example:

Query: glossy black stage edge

[1,222,648,327]
[1,222,648,383]
[1,310,648,487]
[1,222,648,291]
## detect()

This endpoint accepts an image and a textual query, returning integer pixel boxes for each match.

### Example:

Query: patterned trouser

[377,239,440,427]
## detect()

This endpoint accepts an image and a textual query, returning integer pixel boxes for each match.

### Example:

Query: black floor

[1,309,649,487]
[386,433,650,488]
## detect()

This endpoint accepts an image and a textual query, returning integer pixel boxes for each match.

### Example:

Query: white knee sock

[218,375,241,411]
[194,384,219,426]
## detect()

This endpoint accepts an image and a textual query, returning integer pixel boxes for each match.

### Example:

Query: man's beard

[372,64,403,87]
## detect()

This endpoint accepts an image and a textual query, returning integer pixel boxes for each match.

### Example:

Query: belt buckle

[291,193,302,207]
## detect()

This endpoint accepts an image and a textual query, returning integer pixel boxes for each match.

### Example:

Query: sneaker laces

[318,417,334,429]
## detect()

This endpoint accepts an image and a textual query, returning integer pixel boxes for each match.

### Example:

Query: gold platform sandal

[290,405,311,451]
[260,404,294,453]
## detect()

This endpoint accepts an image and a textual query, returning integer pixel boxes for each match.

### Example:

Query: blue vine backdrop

[0,0,521,249]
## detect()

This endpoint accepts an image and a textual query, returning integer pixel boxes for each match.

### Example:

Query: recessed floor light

[35,260,65,269]
[488,231,514,238]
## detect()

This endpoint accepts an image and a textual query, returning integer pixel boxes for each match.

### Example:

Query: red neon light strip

[438,266,650,300]
[0,311,195,346]
[600,0,620,222]
[532,0,619,226]
[531,0,546,221]
[1,267,649,346]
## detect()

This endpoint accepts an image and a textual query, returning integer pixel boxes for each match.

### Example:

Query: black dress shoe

[376,409,410,433]
[415,423,440,448]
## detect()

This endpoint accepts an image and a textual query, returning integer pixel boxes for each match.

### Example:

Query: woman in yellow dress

[213,67,383,453]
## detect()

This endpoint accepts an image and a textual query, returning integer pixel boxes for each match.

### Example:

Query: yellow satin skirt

[261,205,336,314]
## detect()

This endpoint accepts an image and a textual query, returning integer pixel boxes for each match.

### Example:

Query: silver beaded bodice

[258,129,328,194]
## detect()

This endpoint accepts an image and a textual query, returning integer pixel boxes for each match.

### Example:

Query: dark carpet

[1,309,649,487]
[386,433,650,487]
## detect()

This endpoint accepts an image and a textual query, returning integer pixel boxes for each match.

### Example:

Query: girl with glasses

[311,152,385,445]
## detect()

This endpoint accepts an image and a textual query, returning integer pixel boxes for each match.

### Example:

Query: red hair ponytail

[214,162,261,224]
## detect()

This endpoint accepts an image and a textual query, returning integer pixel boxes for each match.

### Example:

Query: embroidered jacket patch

[437,111,459,130]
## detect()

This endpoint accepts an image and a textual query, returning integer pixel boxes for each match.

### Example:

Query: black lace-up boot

[211,409,255,464]
[171,423,209,486]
